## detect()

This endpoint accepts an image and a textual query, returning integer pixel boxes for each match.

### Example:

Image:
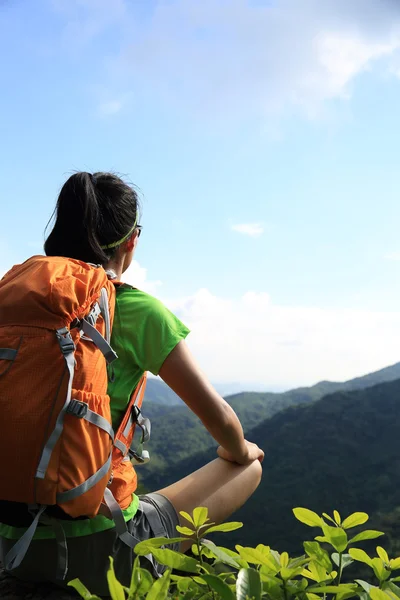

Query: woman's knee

[246,458,263,491]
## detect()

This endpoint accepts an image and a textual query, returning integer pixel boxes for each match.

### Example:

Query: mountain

[139,362,400,485]
[144,378,272,405]
[145,378,182,406]
[143,378,400,553]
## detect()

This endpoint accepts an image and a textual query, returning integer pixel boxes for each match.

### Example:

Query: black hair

[44,172,140,265]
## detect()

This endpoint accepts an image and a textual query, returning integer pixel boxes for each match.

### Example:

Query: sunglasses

[136,225,142,238]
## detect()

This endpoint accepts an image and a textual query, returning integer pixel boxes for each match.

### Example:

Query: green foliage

[69,505,400,599]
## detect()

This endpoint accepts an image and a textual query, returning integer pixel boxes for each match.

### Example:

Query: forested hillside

[142,378,400,554]
[139,362,400,483]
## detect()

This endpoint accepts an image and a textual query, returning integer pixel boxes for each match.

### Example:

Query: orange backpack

[0,255,149,576]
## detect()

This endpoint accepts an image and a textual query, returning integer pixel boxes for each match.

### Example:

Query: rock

[0,566,78,599]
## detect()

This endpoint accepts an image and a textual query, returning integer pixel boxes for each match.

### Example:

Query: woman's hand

[217,440,264,465]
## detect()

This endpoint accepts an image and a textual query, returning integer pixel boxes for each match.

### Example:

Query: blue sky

[2,0,400,388]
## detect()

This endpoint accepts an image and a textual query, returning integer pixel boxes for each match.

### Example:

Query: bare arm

[158,340,264,465]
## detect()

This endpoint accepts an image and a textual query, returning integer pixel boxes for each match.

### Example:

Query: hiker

[0,172,263,596]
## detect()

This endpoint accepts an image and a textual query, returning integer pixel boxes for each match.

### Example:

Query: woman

[0,172,263,595]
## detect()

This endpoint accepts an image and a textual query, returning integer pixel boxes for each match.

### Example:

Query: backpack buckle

[67,399,88,419]
[56,328,75,355]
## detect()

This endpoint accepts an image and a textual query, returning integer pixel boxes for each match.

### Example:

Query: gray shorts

[0,493,180,598]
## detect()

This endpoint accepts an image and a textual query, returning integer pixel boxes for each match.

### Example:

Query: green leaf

[192,543,214,560]
[371,558,391,582]
[149,548,198,573]
[180,511,195,526]
[321,525,348,553]
[370,588,393,600]
[173,576,198,593]
[146,569,170,600]
[128,567,153,599]
[255,543,271,556]
[378,547,390,564]
[260,573,283,591]
[323,513,337,526]
[355,579,373,593]
[67,579,102,599]
[236,568,262,600]
[281,566,305,580]
[202,539,241,569]
[236,545,279,570]
[280,552,289,568]
[334,510,342,525]
[384,581,400,599]
[332,553,353,569]
[128,557,154,599]
[304,541,332,571]
[216,545,249,569]
[193,507,208,528]
[201,574,235,600]
[309,585,357,593]
[202,522,243,535]
[348,548,373,566]
[315,536,329,543]
[303,560,330,583]
[293,508,323,528]
[176,526,195,536]
[107,558,125,600]
[341,512,369,530]
[134,537,186,555]
[390,558,400,570]
[349,530,385,544]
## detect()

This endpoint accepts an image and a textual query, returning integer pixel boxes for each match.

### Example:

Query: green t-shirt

[0,286,190,540]
[109,285,190,429]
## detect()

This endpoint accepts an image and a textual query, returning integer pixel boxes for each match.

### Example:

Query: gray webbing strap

[136,413,151,443]
[123,412,134,438]
[82,408,114,440]
[81,319,118,364]
[67,400,115,440]
[36,330,75,480]
[52,519,68,580]
[103,488,140,549]
[4,505,47,571]
[140,498,167,538]
[99,288,111,344]
[39,513,68,581]
[0,348,17,361]
[56,453,112,504]
[114,439,127,455]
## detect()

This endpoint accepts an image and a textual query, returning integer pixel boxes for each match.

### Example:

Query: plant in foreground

[68,506,400,600]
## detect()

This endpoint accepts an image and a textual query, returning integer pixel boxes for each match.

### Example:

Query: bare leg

[156,458,262,549]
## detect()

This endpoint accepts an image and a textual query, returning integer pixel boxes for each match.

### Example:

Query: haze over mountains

[139,361,400,553]
[145,377,275,405]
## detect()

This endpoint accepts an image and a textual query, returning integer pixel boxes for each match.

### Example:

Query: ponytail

[44,172,140,265]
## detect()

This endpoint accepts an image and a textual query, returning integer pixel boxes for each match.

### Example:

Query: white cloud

[122,260,162,295]
[97,99,124,117]
[231,223,264,237]
[103,0,400,121]
[51,0,128,48]
[384,252,400,261]
[164,287,400,389]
